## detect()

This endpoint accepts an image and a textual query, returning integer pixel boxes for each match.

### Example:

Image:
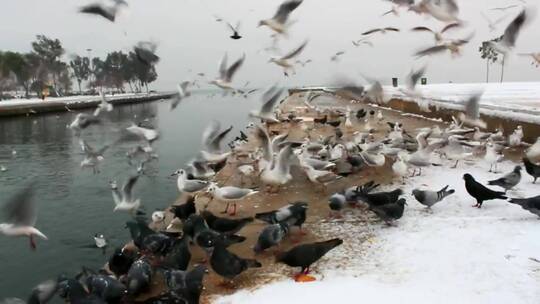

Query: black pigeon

[463,173,507,208]
[185,214,245,258]
[326,120,341,128]
[126,257,153,296]
[353,181,402,207]
[488,166,522,192]
[275,238,343,275]
[108,247,136,278]
[201,210,253,235]
[227,22,242,40]
[85,274,127,304]
[27,279,59,304]
[170,196,196,222]
[254,222,289,253]
[370,198,407,224]
[210,240,262,281]
[508,195,540,217]
[356,109,367,119]
[523,157,540,183]
[313,115,328,124]
[165,265,207,304]
[79,4,117,22]
[255,202,308,230]
[58,278,106,304]
[141,233,176,256]
[125,219,155,249]
[162,236,191,271]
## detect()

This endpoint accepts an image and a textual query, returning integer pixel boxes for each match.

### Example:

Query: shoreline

[0,92,175,117]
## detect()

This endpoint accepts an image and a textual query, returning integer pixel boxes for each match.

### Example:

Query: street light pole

[86,48,93,93]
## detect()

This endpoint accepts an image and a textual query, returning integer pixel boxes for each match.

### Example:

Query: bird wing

[224,54,245,82]
[218,53,228,79]
[411,26,434,33]
[3,182,37,227]
[441,22,461,33]
[79,139,94,155]
[406,65,427,90]
[122,175,139,203]
[281,40,308,60]
[463,91,484,120]
[362,28,382,35]
[273,0,303,24]
[79,4,116,22]
[260,88,283,115]
[502,9,527,48]
[414,45,449,57]
[202,121,222,152]
[276,145,293,175]
[208,126,233,152]
[255,125,272,161]
[384,27,400,32]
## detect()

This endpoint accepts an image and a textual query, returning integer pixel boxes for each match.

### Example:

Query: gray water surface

[0,93,253,298]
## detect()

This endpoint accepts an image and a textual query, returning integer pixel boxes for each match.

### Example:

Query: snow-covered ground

[387,82,540,124]
[0,93,164,107]
[215,158,540,304]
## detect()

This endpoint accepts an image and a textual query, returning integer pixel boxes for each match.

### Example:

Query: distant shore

[0,92,175,117]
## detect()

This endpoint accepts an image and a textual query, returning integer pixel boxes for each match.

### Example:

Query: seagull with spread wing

[362,27,400,36]
[259,0,303,34]
[0,182,47,250]
[411,22,461,42]
[110,175,141,213]
[269,40,308,76]
[210,53,245,91]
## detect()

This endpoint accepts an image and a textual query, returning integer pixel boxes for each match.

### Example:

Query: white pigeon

[0,183,47,250]
[94,234,107,248]
[110,176,141,213]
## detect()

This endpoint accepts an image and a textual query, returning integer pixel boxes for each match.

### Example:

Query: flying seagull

[259,0,303,34]
[79,0,127,22]
[488,9,528,55]
[269,40,308,76]
[458,91,486,129]
[210,53,245,90]
[110,175,141,213]
[170,81,191,110]
[0,182,47,250]
[411,22,461,42]
[414,34,473,58]
[362,27,400,36]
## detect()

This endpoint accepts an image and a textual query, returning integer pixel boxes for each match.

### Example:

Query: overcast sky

[1,0,538,91]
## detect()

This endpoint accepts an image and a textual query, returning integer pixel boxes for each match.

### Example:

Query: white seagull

[210,53,245,91]
[110,175,141,213]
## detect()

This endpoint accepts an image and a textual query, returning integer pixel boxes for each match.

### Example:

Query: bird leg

[221,202,230,214]
[410,169,416,177]
[29,235,37,251]
[229,203,237,216]
[416,167,422,176]
[489,163,493,172]
[452,160,459,169]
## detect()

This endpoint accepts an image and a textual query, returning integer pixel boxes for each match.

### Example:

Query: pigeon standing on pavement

[369,198,407,224]
[523,157,540,183]
[254,222,289,253]
[275,238,343,281]
[201,210,253,235]
[255,202,308,232]
[353,181,403,207]
[508,195,540,217]
[210,239,262,281]
[488,166,522,192]
[412,185,455,208]
[463,173,507,208]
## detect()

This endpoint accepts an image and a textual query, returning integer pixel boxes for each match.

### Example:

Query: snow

[0,93,162,108]
[215,158,540,304]
[386,82,540,124]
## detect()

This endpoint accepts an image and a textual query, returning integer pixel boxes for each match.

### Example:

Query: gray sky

[1,0,539,91]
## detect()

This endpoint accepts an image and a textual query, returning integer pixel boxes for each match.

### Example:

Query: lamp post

[86,48,93,93]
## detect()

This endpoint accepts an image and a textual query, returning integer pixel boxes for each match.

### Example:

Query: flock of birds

[2,0,540,303]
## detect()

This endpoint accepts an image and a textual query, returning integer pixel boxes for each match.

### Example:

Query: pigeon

[201,210,253,235]
[126,257,153,296]
[27,279,59,304]
[254,222,289,253]
[94,234,107,249]
[508,195,540,217]
[488,166,522,192]
[0,182,47,250]
[369,198,407,224]
[412,185,455,208]
[210,239,262,281]
[259,0,303,34]
[275,238,343,279]
[140,233,177,256]
[353,182,403,208]
[57,278,106,304]
[110,176,141,213]
[164,265,207,304]
[463,173,507,208]
[227,22,242,39]
[523,157,540,183]
[85,274,127,303]
[108,247,135,278]
[328,192,347,212]
[162,236,191,271]
[169,196,197,222]
[125,219,155,249]
[255,202,308,231]
[210,53,245,90]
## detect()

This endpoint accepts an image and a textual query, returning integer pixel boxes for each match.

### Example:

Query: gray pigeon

[370,198,407,224]
[412,185,455,208]
[508,195,540,217]
[254,222,289,253]
[488,166,522,192]
[328,192,347,211]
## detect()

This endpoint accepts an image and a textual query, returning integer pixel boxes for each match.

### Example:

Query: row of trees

[0,35,158,99]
